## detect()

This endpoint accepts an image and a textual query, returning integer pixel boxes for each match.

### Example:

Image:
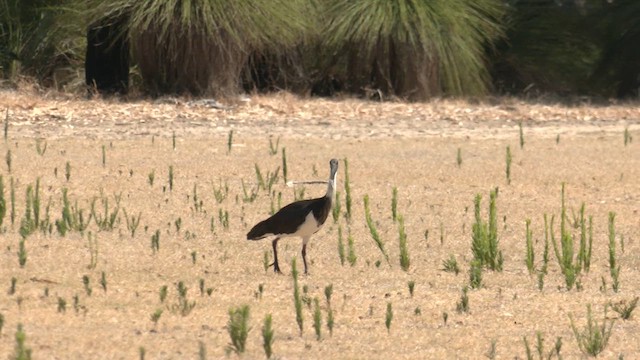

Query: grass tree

[85,0,312,96]
[323,0,505,100]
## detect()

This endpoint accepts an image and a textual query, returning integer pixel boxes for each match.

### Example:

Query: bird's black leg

[272,237,281,274]
[302,239,309,275]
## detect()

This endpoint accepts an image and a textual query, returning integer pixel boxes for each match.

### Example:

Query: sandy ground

[0,90,639,359]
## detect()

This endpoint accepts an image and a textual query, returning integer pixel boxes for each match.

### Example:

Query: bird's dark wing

[247,199,319,239]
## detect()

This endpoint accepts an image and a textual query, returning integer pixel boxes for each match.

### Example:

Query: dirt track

[0,90,639,359]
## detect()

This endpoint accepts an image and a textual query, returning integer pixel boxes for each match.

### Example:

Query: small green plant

[471,189,503,271]
[13,324,32,360]
[6,149,11,172]
[324,284,333,307]
[226,305,250,355]
[100,271,107,292]
[456,286,469,313]
[408,281,415,297]
[148,170,155,186]
[173,281,196,316]
[262,314,274,358]
[610,297,638,320]
[101,144,106,166]
[398,214,410,271]
[227,130,234,154]
[159,285,168,303]
[0,313,4,334]
[86,232,98,269]
[344,158,352,221]
[172,131,176,150]
[327,308,335,336]
[213,179,229,203]
[519,121,525,149]
[168,165,174,191]
[385,302,393,333]
[10,177,15,225]
[0,176,6,228]
[17,239,27,267]
[150,309,163,328]
[525,219,535,275]
[3,109,8,141]
[36,138,47,156]
[364,195,389,264]
[332,192,341,222]
[123,208,141,238]
[624,126,632,146]
[82,275,92,296]
[65,161,71,181]
[313,298,322,340]
[608,212,620,292]
[506,145,512,184]
[391,187,398,222]
[151,230,160,253]
[442,255,460,275]
[469,260,483,289]
[58,297,67,313]
[91,195,120,231]
[486,339,497,360]
[268,135,280,155]
[456,147,462,167]
[569,304,615,357]
[139,347,145,360]
[9,277,16,295]
[337,225,345,265]
[219,208,229,230]
[347,231,357,266]
[292,258,304,336]
[281,147,287,184]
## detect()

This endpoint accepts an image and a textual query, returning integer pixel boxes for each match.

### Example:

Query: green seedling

[101,144,106,166]
[486,340,497,360]
[324,284,333,307]
[313,298,322,340]
[391,187,398,222]
[525,219,535,274]
[344,158,352,221]
[268,136,280,155]
[442,254,460,275]
[262,314,274,358]
[172,131,176,150]
[123,208,141,238]
[398,214,410,271]
[456,147,462,167]
[281,147,287,183]
[3,109,7,141]
[0,175,6,228]
[624,126,632,146]
[327,308,335,336]
[609,212,620,292]
[337,225,345,265]
[213,179,228,203]
[159,285,168,303]
[58,297,66,313]
[65,161,71,181]
[168,165,174,191]
[332,192,341,222]
[82,275,92,296]
[364,195,389,264]
[519,122,525,149]
[226,305,250,355]
[18,239,27,267]
[506,145,512,184]
[471,189,503,271]
[13,324,32,360]
[292,257,304,336]
[610,297,638,320]
[456,286,469,313]
[36,138,47,156]
[151,230,160,253]
[218,208,229,230]
[148,170,155,186]
[139,347,145,360]
[347,231,357,266]
[408,281,415,297]
[150,309,163,328]
[385,302,393,333]
[227,130,233,154]
[570,304,615,357]
[91,194,120,231]
[171,281,196,316]
[100,271,107,292]
[10,177,14,225]
[6,149,11,172]
[469,260,483,289]
[9,277,16,295]
[0,313,4,334]
[241,179,258,203]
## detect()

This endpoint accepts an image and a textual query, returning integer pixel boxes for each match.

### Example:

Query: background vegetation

[0,0,638,99]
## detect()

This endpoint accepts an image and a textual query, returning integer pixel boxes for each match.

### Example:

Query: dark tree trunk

[85,12,130,95]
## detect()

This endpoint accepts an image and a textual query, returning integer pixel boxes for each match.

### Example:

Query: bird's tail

[246,219,272,240]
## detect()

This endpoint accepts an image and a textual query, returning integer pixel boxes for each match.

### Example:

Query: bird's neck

[326,173,337,202]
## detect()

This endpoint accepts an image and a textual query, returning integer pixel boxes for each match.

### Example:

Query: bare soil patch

[0,90,639,359]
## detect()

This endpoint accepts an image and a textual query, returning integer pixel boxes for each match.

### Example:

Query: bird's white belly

[290,212,321,238]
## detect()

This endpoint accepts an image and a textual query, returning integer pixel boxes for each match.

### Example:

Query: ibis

[247,159,339,274]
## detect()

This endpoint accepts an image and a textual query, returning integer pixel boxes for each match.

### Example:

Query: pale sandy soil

[0,89,639,359]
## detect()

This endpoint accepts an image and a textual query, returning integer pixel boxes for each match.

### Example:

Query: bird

[247,159,339,274]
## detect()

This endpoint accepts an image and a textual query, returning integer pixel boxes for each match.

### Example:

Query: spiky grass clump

[323,0,505,99]
[262,314,274,359]
[471,189,503,271]
[525,219,534,274]
[608,212,620,292]
[226,305,250,355]
[611,297,639,320]
[364,195,389,264]
[569,304,615,357]
[292,258,304,336]
[397,214,410,271]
